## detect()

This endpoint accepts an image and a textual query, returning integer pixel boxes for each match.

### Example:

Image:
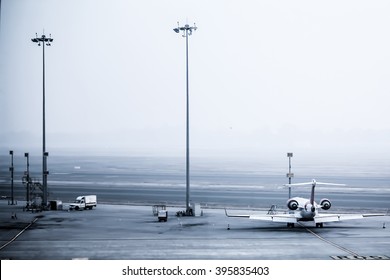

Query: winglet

[224,208,251,219]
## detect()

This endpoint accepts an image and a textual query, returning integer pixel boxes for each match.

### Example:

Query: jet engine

[287,199,299,211]
[320,198,331,210]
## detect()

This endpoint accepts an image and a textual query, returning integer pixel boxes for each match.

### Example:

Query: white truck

[158,210,168,222]
[69,195,97,210]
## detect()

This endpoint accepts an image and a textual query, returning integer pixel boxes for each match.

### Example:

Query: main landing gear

[287,222,324,228]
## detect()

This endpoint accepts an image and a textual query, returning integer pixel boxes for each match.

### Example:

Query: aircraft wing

[225,209,297,223]
[314,213,386,223]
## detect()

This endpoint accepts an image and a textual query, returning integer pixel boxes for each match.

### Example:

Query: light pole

[173,23,197,215]
[24,152,30,207]
[31,33,53,208]
[287,153,294,199]
[9,150,14,205]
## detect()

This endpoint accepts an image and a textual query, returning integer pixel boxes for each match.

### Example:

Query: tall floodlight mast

[287,153,294,199]
[173,22,197,215]
[9,150,14,205]
[31,33,53,208]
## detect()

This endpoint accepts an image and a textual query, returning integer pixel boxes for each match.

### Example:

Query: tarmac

[0,200,389,260]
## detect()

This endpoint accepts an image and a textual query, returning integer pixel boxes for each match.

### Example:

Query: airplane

[225,179,387,228]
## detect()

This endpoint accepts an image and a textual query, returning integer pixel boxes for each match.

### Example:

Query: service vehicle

[69,195,97,210]
[158,210,168,222]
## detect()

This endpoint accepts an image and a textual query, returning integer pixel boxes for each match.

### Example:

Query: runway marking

[298,222,362,258]
[331,255,390,260]
[0,217,39,251]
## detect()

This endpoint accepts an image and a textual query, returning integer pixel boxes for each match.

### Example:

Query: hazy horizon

[1,1,390,162]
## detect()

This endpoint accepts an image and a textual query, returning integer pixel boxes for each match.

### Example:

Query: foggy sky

[1,0,390,161]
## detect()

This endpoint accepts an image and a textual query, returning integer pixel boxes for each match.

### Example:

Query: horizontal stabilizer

[284,179,346,187]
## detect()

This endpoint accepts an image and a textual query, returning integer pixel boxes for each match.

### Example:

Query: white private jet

[225,179,386,228]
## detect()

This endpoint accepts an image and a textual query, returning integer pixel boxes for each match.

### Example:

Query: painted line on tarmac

[0,217,39,250]
[331,255,390,260]
[298,222,362,258]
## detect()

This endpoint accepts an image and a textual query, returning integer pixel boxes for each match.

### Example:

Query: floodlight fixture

[31,33,53,46]
[174,23,197,37]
